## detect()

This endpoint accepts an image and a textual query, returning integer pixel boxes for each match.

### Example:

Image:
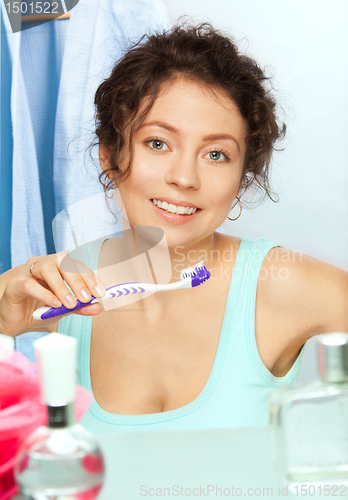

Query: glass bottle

[14,333,105,499]
[269,332,348,493]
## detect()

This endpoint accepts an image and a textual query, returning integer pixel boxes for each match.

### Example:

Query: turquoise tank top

[58,237,305,434]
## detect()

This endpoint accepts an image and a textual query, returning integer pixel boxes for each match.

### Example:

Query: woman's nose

[163,153,201,190]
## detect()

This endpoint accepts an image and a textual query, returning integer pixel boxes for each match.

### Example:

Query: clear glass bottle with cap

[269,332,348,492]
[14,333,105,499]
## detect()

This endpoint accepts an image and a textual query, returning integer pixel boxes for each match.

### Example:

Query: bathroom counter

[13,426,347,499]
[96,426,346,499]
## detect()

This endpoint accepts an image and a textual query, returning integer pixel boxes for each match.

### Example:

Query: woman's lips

[149,199,201,224]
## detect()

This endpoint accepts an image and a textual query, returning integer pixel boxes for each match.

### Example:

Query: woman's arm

[0,263,26,301]
[259,247,348,343]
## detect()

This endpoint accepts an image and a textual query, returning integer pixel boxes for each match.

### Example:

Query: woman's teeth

[152,199,197,215]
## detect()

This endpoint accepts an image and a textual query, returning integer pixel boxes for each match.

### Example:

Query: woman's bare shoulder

[258,246,348,341]
[213,232,242,251]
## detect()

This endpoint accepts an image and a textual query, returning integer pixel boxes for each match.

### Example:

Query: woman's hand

[0,252,106,338]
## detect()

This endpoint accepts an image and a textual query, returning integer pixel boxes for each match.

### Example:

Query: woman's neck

[168,232,219,281]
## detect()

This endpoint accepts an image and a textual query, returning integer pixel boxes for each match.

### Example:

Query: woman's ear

[243,166,251,179]
[99,144,111,174]
[239,166,251,188]
[236,166,251,198]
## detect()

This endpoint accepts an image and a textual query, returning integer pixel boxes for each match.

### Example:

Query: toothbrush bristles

[180,261,206,279]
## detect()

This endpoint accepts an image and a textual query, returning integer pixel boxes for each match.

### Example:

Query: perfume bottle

[269,332,348,492]
[14,333,105,499]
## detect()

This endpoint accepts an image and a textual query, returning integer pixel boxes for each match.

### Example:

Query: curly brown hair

[91,21,285,205]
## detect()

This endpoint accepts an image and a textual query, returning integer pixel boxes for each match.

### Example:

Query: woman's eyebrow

[137,120,240,152]
[202,133,240,152]
[136,120,178,134]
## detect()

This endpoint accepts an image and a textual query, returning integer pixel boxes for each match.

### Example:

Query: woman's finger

[7,276,62,309]
[60,255,106,302]
[74,302,102,316]
[28,259,82,310]
[28,255,106,310]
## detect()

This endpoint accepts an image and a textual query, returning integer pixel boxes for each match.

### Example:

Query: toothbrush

[33,262,211,320]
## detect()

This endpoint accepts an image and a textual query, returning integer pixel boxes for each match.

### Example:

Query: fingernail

[93,285,105,297]
[80,288,90,301]
[53,298,62,307]
[65,293,77,307]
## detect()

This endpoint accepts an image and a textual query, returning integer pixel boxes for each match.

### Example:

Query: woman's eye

[204,150,230,162]
[148,139,168,151]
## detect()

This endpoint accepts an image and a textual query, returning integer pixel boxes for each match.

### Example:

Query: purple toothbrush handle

[40,296,97,320]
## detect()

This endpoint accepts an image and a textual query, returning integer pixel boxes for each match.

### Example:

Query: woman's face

[107,78,247,248]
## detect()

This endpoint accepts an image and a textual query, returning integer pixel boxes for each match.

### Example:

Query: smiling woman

[93,23,283,205]
[0,22,347,434]
[100,77,247,247]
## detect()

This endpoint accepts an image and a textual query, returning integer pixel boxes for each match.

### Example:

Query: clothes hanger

[22,12,70,22]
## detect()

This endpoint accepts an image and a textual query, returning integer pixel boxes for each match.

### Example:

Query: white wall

[161,0,348,381]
